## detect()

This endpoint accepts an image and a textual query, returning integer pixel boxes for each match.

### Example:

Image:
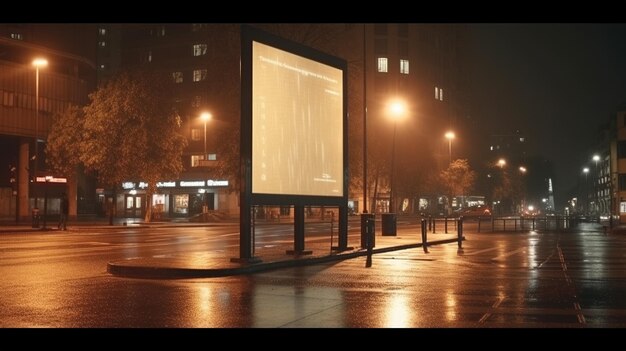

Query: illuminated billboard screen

[251,41,344,197]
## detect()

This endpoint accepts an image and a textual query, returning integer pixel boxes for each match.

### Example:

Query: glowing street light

[387,99,407,213]
[497,158,506,168]
[32,58,48,215]
[200,112,212,159]
[519,166,527,174]
[445,131,455,164]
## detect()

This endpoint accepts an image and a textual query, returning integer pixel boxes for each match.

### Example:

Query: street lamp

[387,99,406,213]
[497,158,506,168]
[32,58,48,213]
[200,112,212,159]
[592,154,600,215]
[445,131,455,164]
[583,167,589,214]
[519,166,527,174]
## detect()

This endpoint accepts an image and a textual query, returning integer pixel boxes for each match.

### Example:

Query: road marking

[463,247,500,256]
[491,248,526,261]
[478,296,506,324]
[557,243,586,325]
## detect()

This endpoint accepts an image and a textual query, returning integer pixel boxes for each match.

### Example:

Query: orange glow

[32,58,48,67]
[387,99,407,121]
[200,112,212,122]
[445,131,455,140]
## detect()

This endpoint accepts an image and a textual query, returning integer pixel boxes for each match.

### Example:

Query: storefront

[117,179,231,218]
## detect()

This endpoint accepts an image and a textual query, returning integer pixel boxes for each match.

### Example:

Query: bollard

[366,217,374,267]
[433,218,436,233]
[428,216,432,231]
[444,216,448,234]
[532,217,535,231]
[514,218,517,231]
[457,217,464,253]
[477,216,481,233]
[361,213,375,249]
[421,218,429,253]
[457,217,463,254]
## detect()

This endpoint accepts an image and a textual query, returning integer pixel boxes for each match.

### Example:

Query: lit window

[191,155,205,167]
[172,71,183,84]
[193,44,207,56]
[520,137,525,142]
[191,95,202,108]
[99,28,106,36]
[400,59,409,74]
[208,153,217,161]
[435,87,443,101]
[490,146,493,151]
[377,57,388,73]
[191,129,202,141]
[99,64,105,70]
[192,24,206,32]
[147,50,152,63]
[10,33,22,40]
[193,69,207,82]
[158,26,166,37]
[99,41,106,47]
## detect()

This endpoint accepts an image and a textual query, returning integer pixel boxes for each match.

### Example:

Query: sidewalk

[107,229,462,279]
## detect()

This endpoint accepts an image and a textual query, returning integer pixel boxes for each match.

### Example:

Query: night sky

[469,23,626,206]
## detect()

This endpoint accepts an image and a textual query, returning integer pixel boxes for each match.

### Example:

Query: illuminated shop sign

[180,180,205,187]
[156,181,176,188]
[36,176,67,183]
[207,179,229,186]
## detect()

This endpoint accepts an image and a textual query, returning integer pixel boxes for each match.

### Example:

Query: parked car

[457,205,491,218]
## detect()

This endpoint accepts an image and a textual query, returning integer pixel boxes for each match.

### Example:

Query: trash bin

[381,213,396,236]
[360,213,375,248]
[31,207,40,229]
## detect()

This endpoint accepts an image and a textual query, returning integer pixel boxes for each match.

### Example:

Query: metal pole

[363,23,368,215]
[203,120,207,158]
[34,66,39,211]
[389,122,397,213]
[448,138,452,164]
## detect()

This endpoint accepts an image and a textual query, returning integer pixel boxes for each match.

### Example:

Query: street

[0,221,624,327]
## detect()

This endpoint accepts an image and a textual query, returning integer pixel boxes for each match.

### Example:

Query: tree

[439,159,477,212]
[46,105,85,176]
[81,70,187,222]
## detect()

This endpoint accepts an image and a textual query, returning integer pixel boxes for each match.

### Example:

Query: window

[398,24,408,38]
[147,50,152,63]
[193,69,207,82]
[172,71,183,84]
[191,155,205,167]
[191,129,202,141]
[193,44,207,56]
[619,174,626,191]
[374,38,387,54]
[192,23,206,32]
[191,95,202,108]
[435,87,443,101]
[157,26,166,37]
[2,91,15,107]
[99,64,105,70]
[398,40,408,56]
[400,59,409,74]
[519,137,525,142]
[374,24,388,36]
[377,57,388,73]
[98,41,106,47]
[98,28,106,36]
[10,33,22,40]
[208,153,217,161]
[618,141,626,159]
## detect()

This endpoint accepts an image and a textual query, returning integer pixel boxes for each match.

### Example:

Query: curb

[107,237,463,279]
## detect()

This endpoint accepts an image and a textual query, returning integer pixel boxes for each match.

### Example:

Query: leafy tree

[80,70,187,222]
[439,159,477,212]
[46,105,84,176]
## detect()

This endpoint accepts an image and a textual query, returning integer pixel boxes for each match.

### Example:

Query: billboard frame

[238,25,349,260]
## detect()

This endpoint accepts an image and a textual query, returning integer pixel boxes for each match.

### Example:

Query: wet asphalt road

[0,221,624,327]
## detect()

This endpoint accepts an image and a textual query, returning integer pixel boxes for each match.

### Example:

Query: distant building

[0,25,96,221]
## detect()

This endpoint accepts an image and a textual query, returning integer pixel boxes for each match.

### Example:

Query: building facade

[0,25,96,221]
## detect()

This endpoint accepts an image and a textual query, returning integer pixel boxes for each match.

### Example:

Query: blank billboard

[252,41,344,197]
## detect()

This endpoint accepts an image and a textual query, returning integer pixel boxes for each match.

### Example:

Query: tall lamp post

[43,175,52,229]
[583,167,589,214]
[592,154,600,215]
[388,99,406,213]
[445,131,455,164]
[32,58,48,214]
[200,112,212,159]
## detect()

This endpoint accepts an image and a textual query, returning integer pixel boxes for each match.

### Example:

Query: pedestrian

[59,193,69,230]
